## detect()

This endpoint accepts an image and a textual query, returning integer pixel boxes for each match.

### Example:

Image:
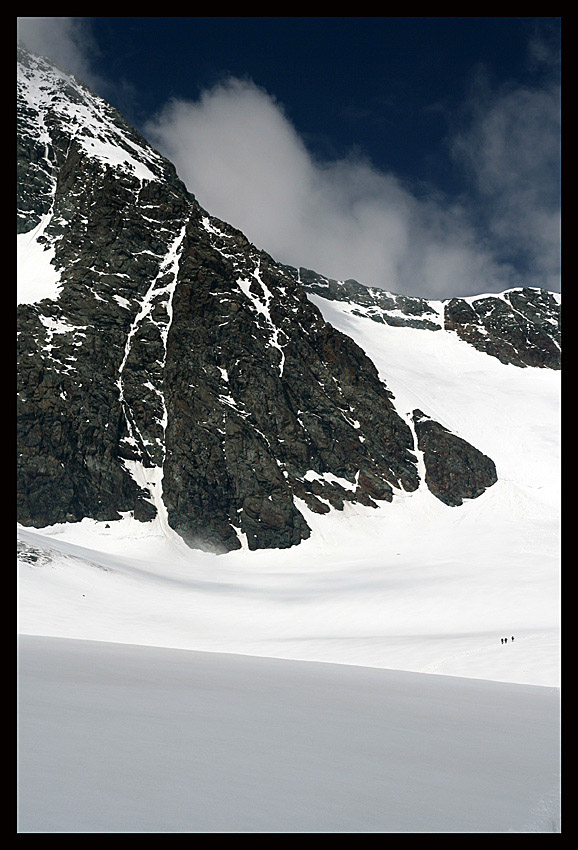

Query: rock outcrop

[444,290,561,369]
[412,410,498,507]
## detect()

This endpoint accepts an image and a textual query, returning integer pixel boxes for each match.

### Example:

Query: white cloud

[18,20,560,300]
[17,17,103,91]
[451,74,561,293]
[146,76,556,299]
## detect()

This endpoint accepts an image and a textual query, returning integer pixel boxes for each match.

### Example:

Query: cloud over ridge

[18,17,561,300]
[145,74,559,299]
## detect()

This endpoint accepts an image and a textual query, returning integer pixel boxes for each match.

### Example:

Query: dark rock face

[17,46,423,553]
[444,290,561,369]
[412,410,498,507]
[160,213,421,552]
[17,46,193,529]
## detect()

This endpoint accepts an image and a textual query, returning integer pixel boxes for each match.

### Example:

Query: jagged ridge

[291,266,560,369]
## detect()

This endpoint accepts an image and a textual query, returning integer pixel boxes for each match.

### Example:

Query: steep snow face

[306,292,561,513]
[16,213,62,304]
[299,269,560,370]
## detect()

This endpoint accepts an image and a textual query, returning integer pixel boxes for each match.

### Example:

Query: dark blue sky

[88,17,560,196]
[18,17,561,297]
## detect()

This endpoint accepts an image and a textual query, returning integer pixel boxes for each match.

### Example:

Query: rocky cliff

[17,46,559,553]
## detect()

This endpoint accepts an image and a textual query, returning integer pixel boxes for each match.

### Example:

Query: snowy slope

[17,291,560,688]
[17,46,561,835]
[18,635,560,834]
[308,291,561,511]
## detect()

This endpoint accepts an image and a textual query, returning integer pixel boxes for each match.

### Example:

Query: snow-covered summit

[17,45,170,233]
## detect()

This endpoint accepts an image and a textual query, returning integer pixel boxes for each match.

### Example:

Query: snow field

[17,288,561,832]
[17,635,561,834]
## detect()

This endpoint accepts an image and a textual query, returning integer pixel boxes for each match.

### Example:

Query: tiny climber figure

[511,636,514,642]
[504,637,508,643]
[501,638,504,644]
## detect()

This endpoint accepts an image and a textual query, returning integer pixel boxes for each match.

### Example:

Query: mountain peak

[17,47,559,552]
